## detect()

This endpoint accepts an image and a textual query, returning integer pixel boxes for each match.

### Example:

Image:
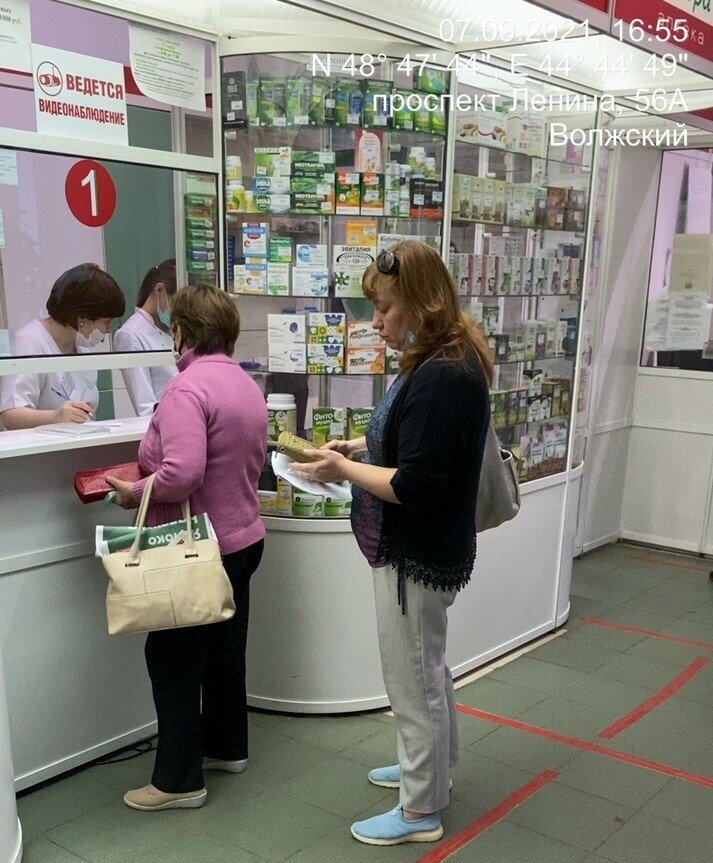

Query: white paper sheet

[0,0,31,73]
[271,451,352,501]
[129,24,206,111]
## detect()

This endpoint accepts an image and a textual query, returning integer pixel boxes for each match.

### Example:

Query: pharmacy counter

[0,644,22,863]
[0,422,154,791]
[0,420,579,789]
[247,467,579,712]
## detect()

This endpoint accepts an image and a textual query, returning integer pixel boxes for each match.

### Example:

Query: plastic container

[225,156,243,182]
[267,393,297,442]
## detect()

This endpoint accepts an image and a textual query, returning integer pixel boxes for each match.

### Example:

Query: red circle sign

[65,160,117,228]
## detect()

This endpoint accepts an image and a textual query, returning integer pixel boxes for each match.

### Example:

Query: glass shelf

[494,412,570,433]
[475,293,581,300]
[451,218,585,235]
[493,353,575,366]
[453,136,591,169]
[226,211,443,222]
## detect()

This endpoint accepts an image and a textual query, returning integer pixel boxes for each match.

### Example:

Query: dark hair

[363,240,494,382]
[136,258,177,307]
[46,263,125,326]
[171,283,240,356]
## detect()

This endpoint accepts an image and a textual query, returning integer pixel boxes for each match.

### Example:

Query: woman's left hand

[106,476,140,509]
[290,449,349,483]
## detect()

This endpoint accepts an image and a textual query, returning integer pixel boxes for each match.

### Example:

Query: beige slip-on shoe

[123,784,207,811]
[203,757,247,773]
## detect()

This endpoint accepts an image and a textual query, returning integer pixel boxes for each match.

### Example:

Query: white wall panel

[581,148,662,553]
[582,427,631,552]
[621,427,713,552]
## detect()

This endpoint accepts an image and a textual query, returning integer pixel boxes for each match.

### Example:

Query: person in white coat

[114,259,178,416]
[0,263,125,430]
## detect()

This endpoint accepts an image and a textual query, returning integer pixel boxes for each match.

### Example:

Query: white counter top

[0,417,149,460]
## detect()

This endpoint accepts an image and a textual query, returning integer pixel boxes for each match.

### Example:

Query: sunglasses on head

[376,250,400,275]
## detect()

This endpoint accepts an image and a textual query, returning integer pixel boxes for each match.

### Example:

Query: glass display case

[447,70,597,483]
[221,52,450,517]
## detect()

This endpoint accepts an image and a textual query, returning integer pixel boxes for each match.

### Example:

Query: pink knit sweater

[132,350,268,555]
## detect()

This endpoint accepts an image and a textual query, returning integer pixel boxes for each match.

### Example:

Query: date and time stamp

[309,14,701,124]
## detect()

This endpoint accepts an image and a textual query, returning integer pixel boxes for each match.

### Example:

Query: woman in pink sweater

[108,283,268,812]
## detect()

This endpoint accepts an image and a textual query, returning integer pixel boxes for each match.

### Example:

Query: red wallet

[73,462,147,504]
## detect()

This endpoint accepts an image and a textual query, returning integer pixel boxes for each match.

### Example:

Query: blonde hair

[363,240,493,381]
[171,283,240,356]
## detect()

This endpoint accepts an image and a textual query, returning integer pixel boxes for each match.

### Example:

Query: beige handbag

[102,475,235,635]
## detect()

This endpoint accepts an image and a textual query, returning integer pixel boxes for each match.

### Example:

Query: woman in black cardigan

[294,239,492,846]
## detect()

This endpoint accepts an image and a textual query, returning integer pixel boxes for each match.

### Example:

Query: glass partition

[0,0,214,158]
[641,148,713,372]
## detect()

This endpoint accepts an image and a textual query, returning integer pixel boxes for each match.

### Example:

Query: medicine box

[308,312,346,344]
[268,313,306,343]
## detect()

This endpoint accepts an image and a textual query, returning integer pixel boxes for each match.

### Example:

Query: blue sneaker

[351,805,443,845]
[368,765,453,791]
[368,764,401,788]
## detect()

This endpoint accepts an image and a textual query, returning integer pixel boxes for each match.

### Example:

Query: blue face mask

[157,293,171,328]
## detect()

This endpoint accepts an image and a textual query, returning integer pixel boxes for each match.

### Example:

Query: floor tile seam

[627,554,713,574]
[26,797,122,844]
[551,770,668,812]
[581,617,713,651]
[199,798,346,855]
[276,782,394,819]
[457,704,713,791]
[416,770,560,863]
[29,836,95,863]
[596,656,711,741]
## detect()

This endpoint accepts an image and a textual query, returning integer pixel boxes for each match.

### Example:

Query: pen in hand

[50,395,95,424]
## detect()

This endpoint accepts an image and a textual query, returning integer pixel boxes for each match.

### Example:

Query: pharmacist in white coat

[0,263,125,430]
[114,259,178,416]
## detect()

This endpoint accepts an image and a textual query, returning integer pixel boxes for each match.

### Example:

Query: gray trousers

[373,565,459,814]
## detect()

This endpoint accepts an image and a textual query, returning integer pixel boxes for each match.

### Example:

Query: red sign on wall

[65,160,117,228]
[615,0,713,65]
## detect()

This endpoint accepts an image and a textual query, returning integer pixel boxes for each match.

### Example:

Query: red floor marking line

[629,555,710,574]
[598,656,710,739]
[416,770,559,863]
[456,703,713,790]
[581,617,713,652]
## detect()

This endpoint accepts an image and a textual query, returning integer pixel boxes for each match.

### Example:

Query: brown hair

[170,282,240,356]
[137,258,177,307]
[46,263,125,326]
[362,240,494,381]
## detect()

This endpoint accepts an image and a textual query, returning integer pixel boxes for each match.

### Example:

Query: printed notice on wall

[31,45,128,145]
[0,150,17,185]
[669,233,713,298]
[129,24,206,111]
[666,292,709,350]
[0,0,32,74]
[0,209,5,249]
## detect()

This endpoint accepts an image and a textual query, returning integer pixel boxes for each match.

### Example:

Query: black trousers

[145,539,264,793]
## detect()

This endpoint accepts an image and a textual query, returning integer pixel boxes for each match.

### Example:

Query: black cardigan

[380,348,490,594]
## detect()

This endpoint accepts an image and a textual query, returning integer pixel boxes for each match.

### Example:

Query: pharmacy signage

[615,0,713,65]
[32,45,129,145]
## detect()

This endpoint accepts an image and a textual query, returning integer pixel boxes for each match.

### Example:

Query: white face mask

[76,325,106,349]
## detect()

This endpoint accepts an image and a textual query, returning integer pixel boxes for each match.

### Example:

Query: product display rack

[221,52,451,520]
[448,76,596,484]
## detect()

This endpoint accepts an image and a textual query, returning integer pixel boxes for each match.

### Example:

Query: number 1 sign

[65,159,117,227]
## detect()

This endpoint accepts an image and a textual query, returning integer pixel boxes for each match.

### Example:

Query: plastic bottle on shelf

[267,393,297,442]
[225,156,243,182]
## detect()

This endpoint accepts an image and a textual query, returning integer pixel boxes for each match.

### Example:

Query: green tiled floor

[16,543,713,863]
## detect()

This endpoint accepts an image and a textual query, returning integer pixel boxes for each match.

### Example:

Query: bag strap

[126,476,197,566]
